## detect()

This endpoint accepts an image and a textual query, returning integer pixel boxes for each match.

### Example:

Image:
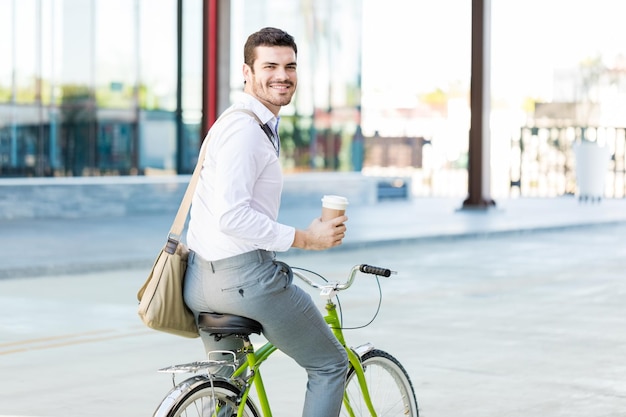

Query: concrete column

[463,0,496,209]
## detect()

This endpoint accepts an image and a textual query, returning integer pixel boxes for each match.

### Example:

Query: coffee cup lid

[322,195,349,209]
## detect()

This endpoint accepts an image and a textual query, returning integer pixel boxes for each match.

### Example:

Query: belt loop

[257,249,264,263]
[209,261,215,273]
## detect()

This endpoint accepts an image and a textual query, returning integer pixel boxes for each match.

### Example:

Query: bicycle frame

[227,295,378,417]
[156,265,397,417]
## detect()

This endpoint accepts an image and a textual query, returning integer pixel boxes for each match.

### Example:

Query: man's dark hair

[243,27,297,69]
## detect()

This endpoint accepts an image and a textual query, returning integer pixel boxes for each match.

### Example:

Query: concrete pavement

[1,222,625,416]
[3,171,626,416]
[1,195,626,278]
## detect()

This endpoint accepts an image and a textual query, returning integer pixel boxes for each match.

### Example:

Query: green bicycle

[152,264,419,417]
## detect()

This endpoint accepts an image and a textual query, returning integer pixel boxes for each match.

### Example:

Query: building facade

[0,0,363,177]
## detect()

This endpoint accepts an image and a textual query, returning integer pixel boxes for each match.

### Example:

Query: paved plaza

[1,196,625,416]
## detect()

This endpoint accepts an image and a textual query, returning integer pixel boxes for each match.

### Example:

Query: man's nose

[275,67,290,80]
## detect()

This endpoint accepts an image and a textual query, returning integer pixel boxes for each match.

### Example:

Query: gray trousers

[183,249,348,417]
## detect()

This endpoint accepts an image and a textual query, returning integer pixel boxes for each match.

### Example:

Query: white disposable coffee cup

[321,195,349,221]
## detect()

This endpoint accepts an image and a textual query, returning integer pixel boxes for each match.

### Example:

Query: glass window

[230,0,363,172]
[14,0,38,103]
[40,0,59,106]
[139,110,176,172]
[138,0,177,111]
[56,0,96,176]
[94,0,137,109]
[59,0,94,91]
[0,1,13,103]
[181,0,203,172]
[96,111,134,174]
[182,0,202,113]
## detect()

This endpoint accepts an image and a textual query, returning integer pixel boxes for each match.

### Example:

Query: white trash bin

[573,141,611,202]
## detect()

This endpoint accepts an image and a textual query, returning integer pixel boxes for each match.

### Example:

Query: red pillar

[201,0,219,140]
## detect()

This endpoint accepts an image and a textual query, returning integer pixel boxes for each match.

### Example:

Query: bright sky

[361,0,626,104]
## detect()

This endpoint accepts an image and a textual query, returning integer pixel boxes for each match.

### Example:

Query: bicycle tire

[152,376,260,417]
[341,349,419,417]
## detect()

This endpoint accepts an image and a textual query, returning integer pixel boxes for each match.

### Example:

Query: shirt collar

[237,92,278,127]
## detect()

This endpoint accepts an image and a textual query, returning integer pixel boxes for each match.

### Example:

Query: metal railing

[362,126,626,199]
[511,126,626,198]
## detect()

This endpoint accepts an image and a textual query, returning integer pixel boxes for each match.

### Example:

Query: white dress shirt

[186,93,295,261]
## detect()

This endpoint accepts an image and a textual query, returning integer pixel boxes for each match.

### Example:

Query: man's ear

[242,63,252,84]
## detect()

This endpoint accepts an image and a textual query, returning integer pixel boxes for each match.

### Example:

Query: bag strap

[165,108,264,253]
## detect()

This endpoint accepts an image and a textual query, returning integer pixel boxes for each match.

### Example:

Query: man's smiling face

[243,45,297,115]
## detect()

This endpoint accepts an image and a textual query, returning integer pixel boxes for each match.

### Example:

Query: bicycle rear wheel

[153,376,259,417]
[341,349,419,417]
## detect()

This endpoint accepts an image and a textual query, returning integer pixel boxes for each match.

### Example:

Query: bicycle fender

[353,342,375,358]
[152,375,236,417]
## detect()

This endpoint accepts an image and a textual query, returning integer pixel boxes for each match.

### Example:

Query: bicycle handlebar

[359,264,393,277]
[293,264,396,293]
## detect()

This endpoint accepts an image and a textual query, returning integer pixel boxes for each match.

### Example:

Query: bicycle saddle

[198,312,263,336]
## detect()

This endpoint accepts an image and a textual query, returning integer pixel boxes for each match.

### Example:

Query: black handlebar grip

[359,264,392,277]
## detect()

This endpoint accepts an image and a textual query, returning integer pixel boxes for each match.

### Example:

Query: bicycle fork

[325,302,378,417]
[344,347,378,417]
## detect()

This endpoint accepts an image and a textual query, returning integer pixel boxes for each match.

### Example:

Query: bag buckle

[165,234,180,255]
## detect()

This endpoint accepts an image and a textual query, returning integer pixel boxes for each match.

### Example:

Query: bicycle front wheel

[341,349,418,417]
[153,376,260,417]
